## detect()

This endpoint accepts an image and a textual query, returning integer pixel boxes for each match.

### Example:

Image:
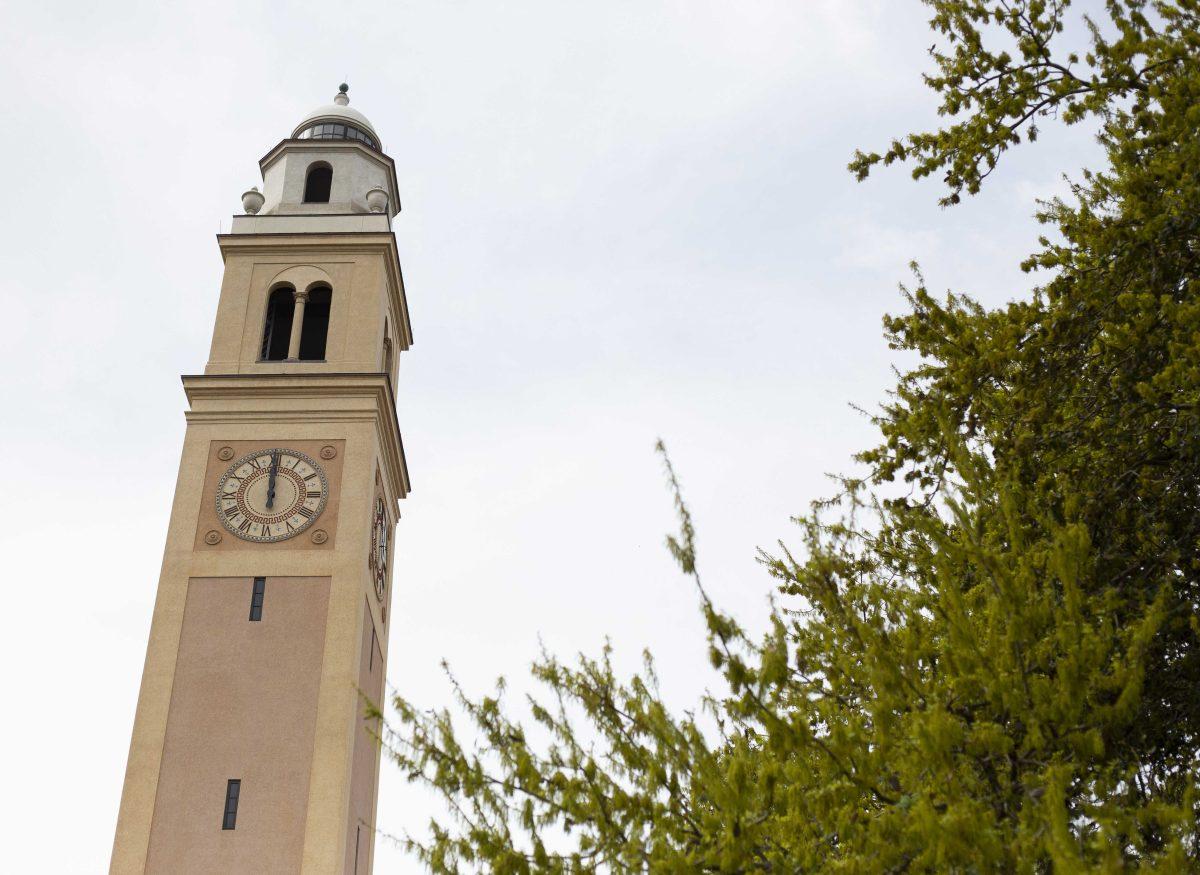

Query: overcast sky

[0,1,1103,870]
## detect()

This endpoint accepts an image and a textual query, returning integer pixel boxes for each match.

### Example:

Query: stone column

[287,289,309,360]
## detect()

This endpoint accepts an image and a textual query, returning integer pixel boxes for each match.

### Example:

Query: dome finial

[334,83,350,106]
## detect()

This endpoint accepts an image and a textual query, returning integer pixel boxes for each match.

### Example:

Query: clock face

[370,496,389,600]
[215,448,329,543]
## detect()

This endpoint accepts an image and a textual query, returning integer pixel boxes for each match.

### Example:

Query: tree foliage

[385,1,1200,870]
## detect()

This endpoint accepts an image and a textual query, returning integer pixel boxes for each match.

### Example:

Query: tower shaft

[110,89,411,875]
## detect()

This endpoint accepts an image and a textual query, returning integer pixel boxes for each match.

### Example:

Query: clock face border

[370,494,389,601]
[195,440,346,552]
[215,448,330,543]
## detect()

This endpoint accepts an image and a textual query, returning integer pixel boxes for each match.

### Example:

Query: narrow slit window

[222,779,241,830]
[249,577,265,622]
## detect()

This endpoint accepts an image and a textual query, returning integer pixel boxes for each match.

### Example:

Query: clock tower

[109,86,412,874]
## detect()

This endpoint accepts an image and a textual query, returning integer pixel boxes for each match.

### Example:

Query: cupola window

[296,122,378,150]
[303,164,332,203]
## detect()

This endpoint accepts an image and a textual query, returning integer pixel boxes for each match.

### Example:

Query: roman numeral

[304,473,318,482]
[307,491,322,499]
[238,519,252,533]
[297,506,315,519]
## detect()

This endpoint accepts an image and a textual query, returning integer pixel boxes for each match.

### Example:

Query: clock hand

[266,451,279,509]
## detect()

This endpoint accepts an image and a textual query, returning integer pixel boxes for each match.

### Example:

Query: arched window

[298,286,332,360]
[303,164,332,203]
[261,286,295,361]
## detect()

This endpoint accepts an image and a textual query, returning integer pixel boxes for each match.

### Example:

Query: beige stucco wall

[145,576,330,873]
[344,598,385,874]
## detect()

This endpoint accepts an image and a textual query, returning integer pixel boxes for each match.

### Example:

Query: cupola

[292,83,383,151]
[236,85,401,228]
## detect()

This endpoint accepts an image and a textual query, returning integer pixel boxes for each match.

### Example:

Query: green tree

[384,2,1200,870]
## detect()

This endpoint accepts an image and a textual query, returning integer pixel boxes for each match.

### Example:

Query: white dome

[291,86,382,149]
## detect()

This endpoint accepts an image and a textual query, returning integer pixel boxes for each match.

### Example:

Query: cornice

[215,232,414,351]
[181,373,411,502]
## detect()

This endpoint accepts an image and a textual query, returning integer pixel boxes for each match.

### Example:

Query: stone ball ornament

[217,446,235,461]
[320,445,338,460]
[241,187,265,215]
[204,530,222,545]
